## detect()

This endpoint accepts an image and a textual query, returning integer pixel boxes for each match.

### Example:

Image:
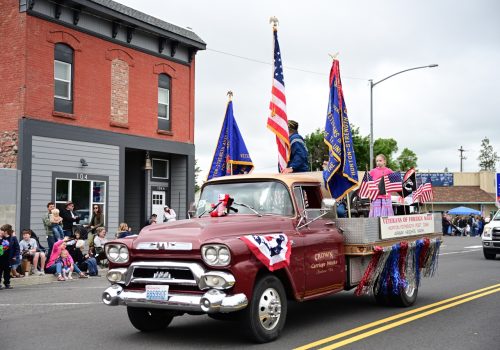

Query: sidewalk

[9,269,108,287]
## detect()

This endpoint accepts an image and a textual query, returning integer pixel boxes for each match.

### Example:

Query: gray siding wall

[0,168,21,231]
[30,136,119,242]
[170,155,187,219]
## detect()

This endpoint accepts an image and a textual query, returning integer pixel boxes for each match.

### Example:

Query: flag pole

[429,169,434,213]
[227,91,234,176]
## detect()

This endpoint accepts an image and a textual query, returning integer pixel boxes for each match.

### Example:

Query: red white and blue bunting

[355,238,441,296]
[240,234,292,271]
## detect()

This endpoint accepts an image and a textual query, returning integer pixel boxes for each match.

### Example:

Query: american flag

[267,28,290,172]
[358,172,378,200]
[384,172,403,193]
[414,179,433,203]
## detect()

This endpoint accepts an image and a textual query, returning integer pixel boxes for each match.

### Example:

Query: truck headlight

[483,227,492,239]
[201,244,231,267]
[105,244,129,263]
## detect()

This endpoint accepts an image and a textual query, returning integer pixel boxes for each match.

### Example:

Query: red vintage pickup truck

[102,173,441,343]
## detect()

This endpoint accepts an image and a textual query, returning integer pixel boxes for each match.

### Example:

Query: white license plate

[145,285,169,301]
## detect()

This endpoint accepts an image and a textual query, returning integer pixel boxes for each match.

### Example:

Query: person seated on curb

[19,229,46,275]
[55,249,74,280]
[93,227,108,267]
[68,233,99,277]
[116,223,133,239]
[45,237,88,280]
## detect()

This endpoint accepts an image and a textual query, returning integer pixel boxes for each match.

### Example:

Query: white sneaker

[68,275,73,280]
[39,270,45,276]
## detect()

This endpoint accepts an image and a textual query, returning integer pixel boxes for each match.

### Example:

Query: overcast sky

[120,0,500,181]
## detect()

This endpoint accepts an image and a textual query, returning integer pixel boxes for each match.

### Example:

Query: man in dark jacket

[60,201,80,237]
[282,120,310,173]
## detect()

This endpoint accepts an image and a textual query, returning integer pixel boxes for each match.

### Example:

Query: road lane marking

[440,249,481,255]
[294,283,500,350]
[0,302,101,307]
[318,288,500,350]
[463,245,482,249]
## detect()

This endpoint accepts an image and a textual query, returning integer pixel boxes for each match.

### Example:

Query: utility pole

[458,146,467,172]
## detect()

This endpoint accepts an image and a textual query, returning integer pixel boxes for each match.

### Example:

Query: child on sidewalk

[50,209,64,241]
[56,249,74,280]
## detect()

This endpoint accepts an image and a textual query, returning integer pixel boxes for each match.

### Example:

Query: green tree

[396,148,418,171]
[304,126,415,172]
[478,137,499,171]
[351,126,370,171]
[304,128,328,171]
[194,159,202,192]
[373,138,398,169]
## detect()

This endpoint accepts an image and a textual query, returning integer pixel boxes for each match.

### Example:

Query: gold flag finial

[329,52,339,61]
[269,16,279,30]
[227,91,233,100]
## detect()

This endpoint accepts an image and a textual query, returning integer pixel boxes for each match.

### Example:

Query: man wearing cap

[282,120,310,173]
[60,201,80,237]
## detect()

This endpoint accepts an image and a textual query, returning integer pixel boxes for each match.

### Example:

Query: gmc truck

[102,173,442,343]
[482,209,500,259]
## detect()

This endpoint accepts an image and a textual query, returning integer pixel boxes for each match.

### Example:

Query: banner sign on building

[380,213,436,240]
[417,173,454,187]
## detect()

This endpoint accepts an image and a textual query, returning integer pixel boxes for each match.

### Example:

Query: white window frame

[54,177,106,225]
[152,158,169,180]
[54,60,72,100]
[158,87,170,120]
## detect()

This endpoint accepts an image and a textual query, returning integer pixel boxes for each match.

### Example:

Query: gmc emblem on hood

[137,242,193,251]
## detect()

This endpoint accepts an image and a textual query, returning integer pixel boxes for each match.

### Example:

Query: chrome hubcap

[258,287,281,330]
[405,280,416,297]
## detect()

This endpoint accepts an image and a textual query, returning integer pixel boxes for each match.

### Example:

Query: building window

[54,43,74,114]
[152,158,169,179]
[158,74,171,131]
[54,178,106,225]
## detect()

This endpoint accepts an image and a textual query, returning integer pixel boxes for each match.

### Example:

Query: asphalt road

[1,236,498,350]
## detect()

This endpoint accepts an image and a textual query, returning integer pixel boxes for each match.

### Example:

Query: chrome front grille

[126,261,206,287]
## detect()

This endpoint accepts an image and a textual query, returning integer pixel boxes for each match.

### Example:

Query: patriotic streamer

[356,238,441,297]
[240,234,291,271]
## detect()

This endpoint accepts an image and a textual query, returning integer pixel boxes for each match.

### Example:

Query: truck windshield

[492,211,500,221]
[196,181,294,217]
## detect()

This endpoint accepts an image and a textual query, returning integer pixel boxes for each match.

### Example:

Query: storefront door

[152,190,166,223]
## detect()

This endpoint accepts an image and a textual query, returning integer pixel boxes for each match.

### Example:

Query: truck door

[293,185,345,298]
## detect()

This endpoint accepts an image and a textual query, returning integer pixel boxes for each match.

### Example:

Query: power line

[206,48,368,81]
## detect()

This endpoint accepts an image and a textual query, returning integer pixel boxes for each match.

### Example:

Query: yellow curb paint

[294,283,500,350]
[319,287,500,350]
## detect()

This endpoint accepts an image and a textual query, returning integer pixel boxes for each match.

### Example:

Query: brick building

[0,0,206,239]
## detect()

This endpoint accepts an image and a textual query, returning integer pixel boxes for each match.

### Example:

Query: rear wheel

[127,307,175,332]
[244,274,287,343]
[483,249,496,260]
[390,279,418,307]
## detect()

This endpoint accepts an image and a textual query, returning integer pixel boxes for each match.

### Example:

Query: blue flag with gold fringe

[207,100,254,180]
[323,60,359,200]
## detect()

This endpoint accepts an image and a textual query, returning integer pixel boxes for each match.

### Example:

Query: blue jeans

[63,230,73,237]
[52,225,64,241]
[46,262,82,275]
[46,262,62,275]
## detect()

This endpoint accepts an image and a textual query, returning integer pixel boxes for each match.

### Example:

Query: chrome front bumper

[102,284,248,313]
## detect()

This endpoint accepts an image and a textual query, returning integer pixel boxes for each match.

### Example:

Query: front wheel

[127,307,175,332]
[244,274,287,343]
[483,249,496,260]
[390,279,418,307]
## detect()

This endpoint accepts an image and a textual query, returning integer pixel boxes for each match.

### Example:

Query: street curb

[10,269,109,287]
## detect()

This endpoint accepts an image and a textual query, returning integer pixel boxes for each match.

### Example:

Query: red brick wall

[23,16,195,143]
[0,1,26,168]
